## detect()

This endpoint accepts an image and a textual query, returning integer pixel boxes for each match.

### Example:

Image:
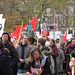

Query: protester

[65,39,74,75]
[50,39,58,75]
[64,41,70,49]
[55,38,60,47]
[34,39,37,46]
[50,39,58,62]
[59,39,66,73]
[71,38,75,49]
[1,31,18,75]
[59,39,65,53]
[16,35,32,74]
[56,44,65,75]
[27,36,35,46]
[69,58,75,75]
[45,37,50,46]
[69,46,75,75]
[0,41,12,75]
[26,46,51,75]
[38,38,52,56]
[38,38,55,75]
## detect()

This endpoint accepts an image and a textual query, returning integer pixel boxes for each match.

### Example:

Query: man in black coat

[1,31,18,75]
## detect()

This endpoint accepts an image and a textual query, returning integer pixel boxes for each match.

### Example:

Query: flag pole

[14,21,23,48]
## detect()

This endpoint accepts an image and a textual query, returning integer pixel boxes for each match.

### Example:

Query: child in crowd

[26,46,51,75]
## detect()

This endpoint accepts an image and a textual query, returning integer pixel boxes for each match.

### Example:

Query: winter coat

[0,54,12,75]
[28,56,51,75]
[56,49,65,72]
[16,42,32,69]
[41,46,52,56]
[65,45,73,72]
[4,41,18,75]
[50,44,58,62]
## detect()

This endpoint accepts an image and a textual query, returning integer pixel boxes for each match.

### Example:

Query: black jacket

[0,54,12,75]
[28,57,51,75]
[4,41,18,75]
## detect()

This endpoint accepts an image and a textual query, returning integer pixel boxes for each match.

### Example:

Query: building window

[54,9,58,14]
[50,16,54,24]
[68,7,73,15]
[68,30,73,34]
[47,8,50,13]
[54,16,58,24]
[68,17,73,26]
[47,8,50,16]
[62,16,65,26]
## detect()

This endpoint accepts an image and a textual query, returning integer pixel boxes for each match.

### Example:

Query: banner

[40,23,47,35]
[0,18,6,37]
[0,14,3,19]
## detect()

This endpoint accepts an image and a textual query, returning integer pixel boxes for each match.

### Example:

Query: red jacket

[50,44,58,62]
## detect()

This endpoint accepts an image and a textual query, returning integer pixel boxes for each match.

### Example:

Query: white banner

[0,18,5,37]
[0,14,3,19]
[40,23,47,35]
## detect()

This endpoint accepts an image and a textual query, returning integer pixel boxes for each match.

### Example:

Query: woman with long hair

[26,46,51,75]
[0,41,12,75]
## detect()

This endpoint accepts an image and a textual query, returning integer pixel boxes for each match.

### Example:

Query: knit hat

[2,31,10,41]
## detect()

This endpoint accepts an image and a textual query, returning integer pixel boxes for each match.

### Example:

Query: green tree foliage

[0,0,74,33]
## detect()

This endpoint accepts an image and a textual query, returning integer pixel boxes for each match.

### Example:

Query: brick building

[44,1,75,34]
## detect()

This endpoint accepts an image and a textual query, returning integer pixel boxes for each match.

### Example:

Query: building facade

[44,1,75,34]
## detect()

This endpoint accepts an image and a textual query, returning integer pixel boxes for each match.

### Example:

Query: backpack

[49,55,55,74]
[41,55,55,74]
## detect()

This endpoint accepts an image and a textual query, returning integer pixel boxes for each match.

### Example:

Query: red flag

[42,30,48,36]
[22,17,37,32]
[63,32,67,41]
[22,24,28,31]
[14,29,21,48]
[11,26,21,39]
[31,17,37,32]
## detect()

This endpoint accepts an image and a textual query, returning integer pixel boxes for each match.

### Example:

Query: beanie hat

[2,31,10,41]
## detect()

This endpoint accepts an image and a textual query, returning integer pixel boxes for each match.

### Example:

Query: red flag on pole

[22,24,28,31]
[14,29,21,48]
[31,17,37,32]
[11,26,21,39]
[63,32,67,41]
[14,21,23,48]
[22,17,37,32]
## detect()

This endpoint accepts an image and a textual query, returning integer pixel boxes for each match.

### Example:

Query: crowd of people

[0,31,75,75]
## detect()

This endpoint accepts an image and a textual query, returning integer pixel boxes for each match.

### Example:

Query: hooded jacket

[2,31,18,75]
